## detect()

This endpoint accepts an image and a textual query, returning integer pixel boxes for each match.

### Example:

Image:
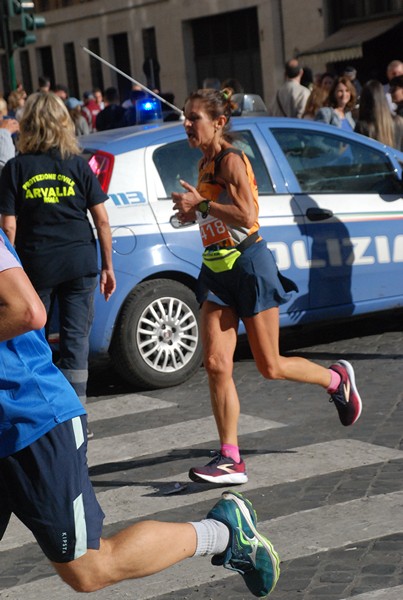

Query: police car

[81,110,403,390]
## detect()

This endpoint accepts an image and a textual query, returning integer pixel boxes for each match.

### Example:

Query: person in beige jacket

[270,59,311,118]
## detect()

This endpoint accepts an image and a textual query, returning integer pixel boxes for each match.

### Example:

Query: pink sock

[221,444,240,463]
[327,369,341,394]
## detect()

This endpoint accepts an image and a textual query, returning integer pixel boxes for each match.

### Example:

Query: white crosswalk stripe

[341,586,403,600]
[87,413,285,467]
[85,393,177,419]
[1,393,402,599]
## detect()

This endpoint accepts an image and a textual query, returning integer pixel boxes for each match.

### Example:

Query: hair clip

[221,90,229,100]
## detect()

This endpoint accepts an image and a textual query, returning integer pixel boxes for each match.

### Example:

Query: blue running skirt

[196,239,298,318]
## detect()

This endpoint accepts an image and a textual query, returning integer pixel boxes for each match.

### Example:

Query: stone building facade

[4,0,403,107]
[4,0,325,104]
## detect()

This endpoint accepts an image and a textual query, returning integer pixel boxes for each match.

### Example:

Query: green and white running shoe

[207,490,280,597]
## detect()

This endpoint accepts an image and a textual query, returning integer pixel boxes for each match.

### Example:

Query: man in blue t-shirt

[0,230,280,597]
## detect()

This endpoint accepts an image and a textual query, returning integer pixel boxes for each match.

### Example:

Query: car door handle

[170,215,196,228]
[306,207,333,221]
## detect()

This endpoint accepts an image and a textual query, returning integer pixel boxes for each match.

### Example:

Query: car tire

[110,279,202,389]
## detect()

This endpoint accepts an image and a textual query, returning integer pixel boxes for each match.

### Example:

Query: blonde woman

[303,84,328,120]
[0,92,116,428]
[0,95,8,117]
[355,79,403,150]
[7,88,27,120]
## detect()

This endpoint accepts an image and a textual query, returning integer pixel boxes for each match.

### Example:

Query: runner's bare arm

[172,153,256,228]
[0,266,46,342]
[0,215,17,246]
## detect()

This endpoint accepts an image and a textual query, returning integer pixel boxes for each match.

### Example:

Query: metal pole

[81,46,183,116]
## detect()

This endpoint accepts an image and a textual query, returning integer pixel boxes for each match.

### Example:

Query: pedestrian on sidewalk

[0,116,19,175]
[355,79,403,151]
[172,87,363,485]
[314,76,356,130]
[269,59,310,118]
[0,229,280,597]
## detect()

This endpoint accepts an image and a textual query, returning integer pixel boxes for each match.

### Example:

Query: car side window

[271,128,401,194]
[153,140,200,196]
[152,131,273,198]
[232,131,274,194]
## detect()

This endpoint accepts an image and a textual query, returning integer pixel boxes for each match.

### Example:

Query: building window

[19,50,33,93]
[142,27,160,90]
[64,42,79,98]
[110,32,131,103]
[37,46,55,89]
[36,0,51,10]
[88,38,104,92]
[0,55,10,92]
[191,7,263,96]
[330,0,403,26]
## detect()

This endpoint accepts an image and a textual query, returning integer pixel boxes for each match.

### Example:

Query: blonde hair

[18,92,80,158]
[303,85,328,119]
[7,89,25,112]
[0,97,8,117]
[356,80,396,147]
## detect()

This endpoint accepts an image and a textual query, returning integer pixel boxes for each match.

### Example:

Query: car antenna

[81,46,183,117]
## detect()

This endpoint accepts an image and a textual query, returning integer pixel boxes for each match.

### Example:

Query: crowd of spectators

[0,78,180,150]
[268,58,403,151]
[0,58,402,153]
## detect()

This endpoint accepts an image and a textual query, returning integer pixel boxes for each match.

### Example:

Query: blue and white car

[81,116,403,389]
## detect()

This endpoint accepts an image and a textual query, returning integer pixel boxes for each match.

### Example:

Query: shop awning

[298,16,403,65]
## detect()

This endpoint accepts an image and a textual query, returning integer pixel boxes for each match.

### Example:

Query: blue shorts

[197,239,298,318]
[0,415,104,563]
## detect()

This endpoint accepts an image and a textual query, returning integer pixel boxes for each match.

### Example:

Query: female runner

[172,88,362,484]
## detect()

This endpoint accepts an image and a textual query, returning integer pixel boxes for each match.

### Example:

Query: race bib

[197,213,231,247]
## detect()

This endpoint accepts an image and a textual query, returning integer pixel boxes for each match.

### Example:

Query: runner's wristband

[198,200,211,219]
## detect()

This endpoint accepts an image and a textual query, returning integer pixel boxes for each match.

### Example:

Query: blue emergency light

[135,97,163,124]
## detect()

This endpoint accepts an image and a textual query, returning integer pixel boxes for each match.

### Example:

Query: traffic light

[6,0,45,49]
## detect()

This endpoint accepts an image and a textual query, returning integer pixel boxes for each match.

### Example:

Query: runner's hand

[172,179,203,222]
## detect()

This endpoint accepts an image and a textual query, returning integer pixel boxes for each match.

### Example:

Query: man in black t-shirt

[95,87,125,131]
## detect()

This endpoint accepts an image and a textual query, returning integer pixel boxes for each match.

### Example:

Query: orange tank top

[196,148,259,248]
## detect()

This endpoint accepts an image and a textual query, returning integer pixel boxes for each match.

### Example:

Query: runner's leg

[52,522,197,592]
[243,306,332,387]
[201,300,241,446]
